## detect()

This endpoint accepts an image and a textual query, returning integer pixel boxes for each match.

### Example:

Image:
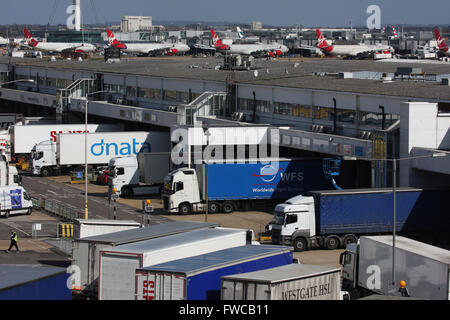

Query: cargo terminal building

[0,57,449,189]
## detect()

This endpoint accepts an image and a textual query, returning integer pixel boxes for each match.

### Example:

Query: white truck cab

[270,195,316,251]
[109,156,138,195]
[162,168,201,214]
[31,140,57,176]
[0,160,21,187]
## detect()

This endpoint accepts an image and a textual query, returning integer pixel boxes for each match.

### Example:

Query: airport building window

[137,87,161,100]
[274,102,311,119]
[239,98,271,113]
[0,72,8,82]
[358,111,399,128]
[163,90,178,102]
[105,84,126,95]
[126,86,137,97]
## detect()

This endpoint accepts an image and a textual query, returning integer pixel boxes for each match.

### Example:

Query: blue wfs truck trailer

[270,187,450,251]
[162,158,333,214]
[134,245,293,300]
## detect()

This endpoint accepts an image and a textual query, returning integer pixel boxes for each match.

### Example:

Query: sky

[0,0,449,27]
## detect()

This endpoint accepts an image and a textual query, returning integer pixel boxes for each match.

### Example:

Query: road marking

[4,221,31,237]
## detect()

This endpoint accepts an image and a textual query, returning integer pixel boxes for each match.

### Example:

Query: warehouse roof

[76,220,219,244]
[137,245,292,276]
[221,263,341,283]
[0,264,67,291]
[3,56,450,100]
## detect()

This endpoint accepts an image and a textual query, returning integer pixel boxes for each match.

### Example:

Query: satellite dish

[253,70,259,77]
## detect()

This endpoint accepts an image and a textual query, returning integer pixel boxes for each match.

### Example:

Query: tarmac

[0,174,344,269]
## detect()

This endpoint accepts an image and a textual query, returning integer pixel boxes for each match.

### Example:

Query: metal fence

[31,196,83,222]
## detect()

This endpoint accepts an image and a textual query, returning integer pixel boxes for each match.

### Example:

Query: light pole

[202,124,211,223]
[83,90,113,220]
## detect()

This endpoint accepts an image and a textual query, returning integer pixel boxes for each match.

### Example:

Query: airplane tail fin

[210,29,223,47]
[392,27,398,39]
[434,29,448,50]
[23,28,38,47]
[237,27,245,39]
[316,29,330,49]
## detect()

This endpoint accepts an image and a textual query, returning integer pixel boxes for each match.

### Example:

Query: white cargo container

[32,131,169,176]
[73,219,141,239]
[98,227,250,300]
[10,123,120,154]
[72,221,219,296]
[108,152,172,196]
[221,264,342,300]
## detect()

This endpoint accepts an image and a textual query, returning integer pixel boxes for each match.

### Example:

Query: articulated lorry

[10,123,121,156]
[108,152,172,197]
[269,188,450,252]
[162,158,332,215]
[31,131,169,176]
[340,235,450,300]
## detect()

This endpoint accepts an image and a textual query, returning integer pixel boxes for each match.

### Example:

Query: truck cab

[0,160,21,187]
[162,168,201,214]
[108,156,139,196]
[339,243,359,289]
[31,140,57,176]
[270,195,316,251]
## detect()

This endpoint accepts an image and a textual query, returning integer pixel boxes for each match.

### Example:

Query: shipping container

[98,227,250,300]
[221,264,342,300]
[0,265,71,300]
[135,245,293,300]
[11,123,121,154]
[72,221,218,296]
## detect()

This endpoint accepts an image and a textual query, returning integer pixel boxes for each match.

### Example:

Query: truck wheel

[4,211,10,219]
[179,203,191,215]
[41,167,50,177]
[222,201,234,214]
[121,187,132,197]
[208,202,220,214]
[325,235,340,250]
[342,234,358,248]
[292,238,308,252]
[27,207,32,215]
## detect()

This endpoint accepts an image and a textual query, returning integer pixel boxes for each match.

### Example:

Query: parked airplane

[106,29,189,56]
[236,26,262,43]
[24,28,96,53]
[316,29,393,58]
[433,29,450,56]
[211,29,288,57]
[0,36,8,46]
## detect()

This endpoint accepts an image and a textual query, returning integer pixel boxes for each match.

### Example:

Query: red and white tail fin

[316,29,333,52]
[210,29,223,47]
[434,29,449,51]
[106,29,126,49]
[392,27,398,39]
[23,28,38,47]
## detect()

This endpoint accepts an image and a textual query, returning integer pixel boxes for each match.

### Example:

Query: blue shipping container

[310,188,450,235]
[204,160,332,200]
[0,265,71,300]
[135,245,293,300]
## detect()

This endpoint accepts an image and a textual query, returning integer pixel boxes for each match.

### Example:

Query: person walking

[6,229,19,252]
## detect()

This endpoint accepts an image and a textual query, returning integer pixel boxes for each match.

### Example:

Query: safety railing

[31,196,83,222]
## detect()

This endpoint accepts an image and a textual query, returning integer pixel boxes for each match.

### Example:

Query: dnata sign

[91,139,151,157]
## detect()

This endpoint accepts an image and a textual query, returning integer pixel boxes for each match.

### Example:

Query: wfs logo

[91,139,151,157]
[252,165,283,183]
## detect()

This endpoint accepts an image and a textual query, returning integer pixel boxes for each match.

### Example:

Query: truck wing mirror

[339,252,346,266]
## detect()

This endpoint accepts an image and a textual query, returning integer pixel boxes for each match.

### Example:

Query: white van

[0,186,33,218]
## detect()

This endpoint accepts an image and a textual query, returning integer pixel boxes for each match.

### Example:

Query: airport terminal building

[0,56,449,189]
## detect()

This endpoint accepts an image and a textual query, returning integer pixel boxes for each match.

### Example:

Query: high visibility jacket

[11,232,17,241]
